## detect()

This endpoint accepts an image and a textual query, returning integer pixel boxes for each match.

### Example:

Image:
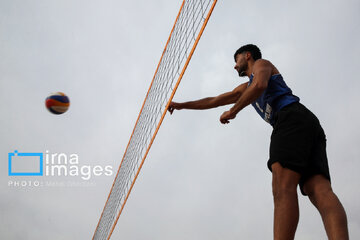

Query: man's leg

[303,175,349,240]
[271,162,301,240]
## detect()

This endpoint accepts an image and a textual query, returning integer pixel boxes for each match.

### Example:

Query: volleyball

[45,92,70,114]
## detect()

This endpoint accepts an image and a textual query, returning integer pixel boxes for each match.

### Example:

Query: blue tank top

[248,74,299,125]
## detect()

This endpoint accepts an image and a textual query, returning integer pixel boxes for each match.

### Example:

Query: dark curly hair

[234,44,262,61]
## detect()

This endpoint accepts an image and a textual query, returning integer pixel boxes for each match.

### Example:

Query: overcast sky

[1,0,360,239]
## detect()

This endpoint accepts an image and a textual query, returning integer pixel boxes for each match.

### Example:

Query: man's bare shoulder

[254,59,273,68]
[254,59,280,75]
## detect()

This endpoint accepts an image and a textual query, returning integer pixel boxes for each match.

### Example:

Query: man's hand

[168,101,182,115]
[220,110,236,124]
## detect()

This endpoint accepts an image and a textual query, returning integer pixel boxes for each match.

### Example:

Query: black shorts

[268,102,331,195]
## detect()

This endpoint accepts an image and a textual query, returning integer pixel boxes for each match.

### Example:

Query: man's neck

[246,61,255,78]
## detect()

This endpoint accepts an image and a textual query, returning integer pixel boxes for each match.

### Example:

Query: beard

[237,61,248,77]
[238,70,247,77]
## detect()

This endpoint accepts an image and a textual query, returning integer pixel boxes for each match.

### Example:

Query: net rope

[93,1,217,239]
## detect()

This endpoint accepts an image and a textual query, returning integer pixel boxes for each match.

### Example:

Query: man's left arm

[220,60,273,124]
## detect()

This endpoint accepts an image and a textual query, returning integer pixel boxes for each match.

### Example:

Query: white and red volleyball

[45,92,70,114]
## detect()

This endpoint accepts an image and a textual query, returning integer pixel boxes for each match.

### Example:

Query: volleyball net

[92,1,218,239]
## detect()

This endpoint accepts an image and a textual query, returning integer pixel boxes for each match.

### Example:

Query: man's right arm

[168,82,248,114]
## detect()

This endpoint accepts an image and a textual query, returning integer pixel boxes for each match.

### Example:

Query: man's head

[233,44,262,77]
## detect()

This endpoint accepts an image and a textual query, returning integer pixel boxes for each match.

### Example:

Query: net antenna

[92,0,218,239]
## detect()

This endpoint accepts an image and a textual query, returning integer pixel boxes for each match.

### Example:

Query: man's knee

[308,187,334,208]
[303,175,333,208]
[272,184,298,202]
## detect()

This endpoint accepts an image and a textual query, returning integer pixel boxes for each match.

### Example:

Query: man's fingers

[220,119,228,124]
[220,117,230,124]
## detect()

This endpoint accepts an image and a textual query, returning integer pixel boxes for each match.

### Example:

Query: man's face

[234,52,248,77]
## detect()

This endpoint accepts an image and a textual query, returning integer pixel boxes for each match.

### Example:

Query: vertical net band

[93,1,217,239]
